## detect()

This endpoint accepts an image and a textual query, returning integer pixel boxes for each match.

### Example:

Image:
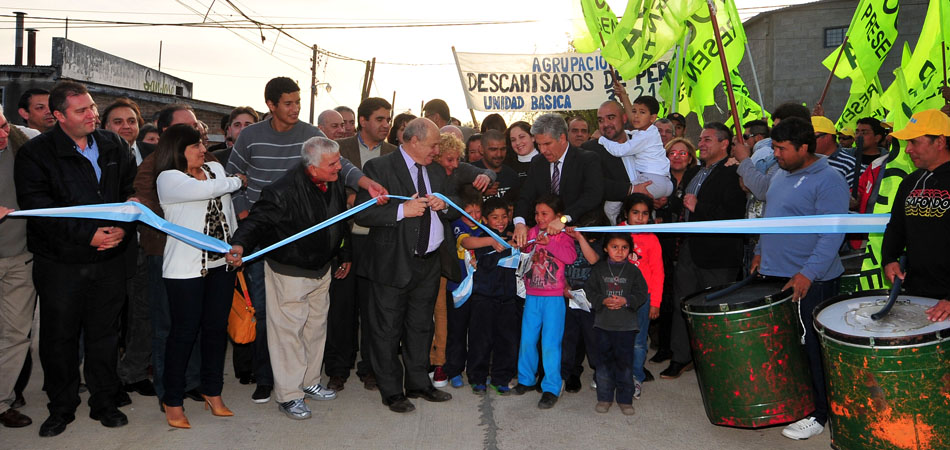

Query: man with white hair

[226,136,350,420]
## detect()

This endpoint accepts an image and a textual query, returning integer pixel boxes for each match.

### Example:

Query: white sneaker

[303,384,337,401]
[782,417,824,440]
[633,380,642,400]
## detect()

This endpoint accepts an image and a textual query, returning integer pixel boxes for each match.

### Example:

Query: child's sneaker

[471,384,487,395]
[450,375,464,388]
[633,380,642,400]
[595,402,611,413]
[490,384,511,396]
[432,366,448,388]
[619,403,635,416]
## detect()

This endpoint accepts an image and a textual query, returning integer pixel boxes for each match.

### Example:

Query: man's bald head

[440,124,463,141]
[403,118,441,165]
[317,109,346,140]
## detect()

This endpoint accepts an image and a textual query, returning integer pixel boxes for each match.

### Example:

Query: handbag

[227,271,257,344]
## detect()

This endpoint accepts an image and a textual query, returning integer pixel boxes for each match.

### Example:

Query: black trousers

[561,307,599,379]
[443,286,471,379]
[466,293,519,386]
[162,266,235,407]
[368,254,440,400]
[34,255,126,417]
[324,234,374,379]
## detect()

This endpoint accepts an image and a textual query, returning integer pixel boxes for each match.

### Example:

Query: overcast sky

[1,0,814,124]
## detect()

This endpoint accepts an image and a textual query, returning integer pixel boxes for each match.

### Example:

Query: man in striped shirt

[226,76,387,404]
[812,116,858,190]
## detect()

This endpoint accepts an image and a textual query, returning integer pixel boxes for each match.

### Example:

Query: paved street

[2,344,831,450]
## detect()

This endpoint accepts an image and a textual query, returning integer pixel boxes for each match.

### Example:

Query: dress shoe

[564,375,582,393]
[237,371,255,385]
[0,409,32,427]
[659,361,694,379]
[78,382,88,393]
[124,379,157,396]
[383,394,415,413]
[184,388,204,402]
[163,404,191,429]
[11,393,25,409]
[537,392,558,409]
[406,387,452,402]
[89,407,128,428]
[327,376,346,392]
[202,395,234,417]
[649,349,673,363]
[38,414,74,437]
[643,368,655,382]
[360,373,377,391]
[115,391,132,407]
[511,383,538,396]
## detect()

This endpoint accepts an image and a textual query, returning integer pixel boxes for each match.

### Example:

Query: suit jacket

[686,161,747,269]
[337,134,397,170]
[515,145,604,224]
[581,139,630,202]
[354,150,460,288]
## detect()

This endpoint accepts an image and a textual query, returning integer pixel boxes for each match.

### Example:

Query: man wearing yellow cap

[882,109,950,322]
[813,116,858,188]
[837,127,855,149]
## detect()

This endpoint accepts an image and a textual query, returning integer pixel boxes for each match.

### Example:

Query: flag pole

[817,35,849,108]
[744,40,766,119]
[671,32,688,114]
[705,0,744,146]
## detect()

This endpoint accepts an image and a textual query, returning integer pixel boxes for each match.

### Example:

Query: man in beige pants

[228,137,352,419]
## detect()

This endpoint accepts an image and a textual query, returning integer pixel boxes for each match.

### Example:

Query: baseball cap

[837,126,855,137]
[811,116,836,134]
[667,112,686,127]
[890,109,950,140]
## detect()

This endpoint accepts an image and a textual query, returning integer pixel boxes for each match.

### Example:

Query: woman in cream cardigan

[155,124,245,428]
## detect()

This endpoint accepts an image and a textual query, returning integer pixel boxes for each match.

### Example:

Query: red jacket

[619,223,664,308]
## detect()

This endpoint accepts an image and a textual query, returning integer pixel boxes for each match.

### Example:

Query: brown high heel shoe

[164,404,191,429]
[202,395,234,417]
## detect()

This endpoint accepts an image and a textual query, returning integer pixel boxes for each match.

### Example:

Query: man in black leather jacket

[14,81,136,436]
[226,136,349,420]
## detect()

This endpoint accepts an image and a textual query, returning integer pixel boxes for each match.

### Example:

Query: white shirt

[598,125,671,181]
[157,162,242,279]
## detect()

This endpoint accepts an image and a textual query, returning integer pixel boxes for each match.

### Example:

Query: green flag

[821,0,899,84]
[678,0,747,120]
[724,69,770,129]
[579,0,620,52]
[601,0,702,80]
[835,71,885,131]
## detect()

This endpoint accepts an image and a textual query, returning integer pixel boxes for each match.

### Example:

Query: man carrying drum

[748,117,850,441]
[882,109,950,323]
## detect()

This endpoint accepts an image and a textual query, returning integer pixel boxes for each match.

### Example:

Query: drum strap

[797,302,806,345]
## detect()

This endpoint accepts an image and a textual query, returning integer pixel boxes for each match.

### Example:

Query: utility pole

[309,44,317,124]
[158,41,163,72]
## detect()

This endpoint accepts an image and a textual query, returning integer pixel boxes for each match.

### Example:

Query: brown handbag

[227,271,256,344]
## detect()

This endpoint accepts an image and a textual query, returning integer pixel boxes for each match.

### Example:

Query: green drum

[682,279,814,428]
[814,292,950,450]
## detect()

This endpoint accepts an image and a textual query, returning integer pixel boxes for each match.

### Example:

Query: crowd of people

[1,77,948,443]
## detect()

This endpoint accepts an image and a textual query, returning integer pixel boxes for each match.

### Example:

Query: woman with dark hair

[387,113,416,146]
[504,121,538,181]
[480,113,507,133]
[154,124,246,428]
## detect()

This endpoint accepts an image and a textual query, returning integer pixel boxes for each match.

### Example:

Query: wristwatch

[560,215,569,224]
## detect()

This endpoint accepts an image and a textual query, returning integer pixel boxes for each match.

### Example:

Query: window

[824,27,847,48]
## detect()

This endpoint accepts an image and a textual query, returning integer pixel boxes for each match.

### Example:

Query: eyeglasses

[667,150,689,157]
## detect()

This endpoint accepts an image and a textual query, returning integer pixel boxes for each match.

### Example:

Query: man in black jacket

[227,137,349,420]
[14,81,136,436]
[661,122,746,379]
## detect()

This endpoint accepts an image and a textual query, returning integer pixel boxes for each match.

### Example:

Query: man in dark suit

[354,118,458,413]
[325,97,397,392]
[661,122,746,379]
[513,114,605,245]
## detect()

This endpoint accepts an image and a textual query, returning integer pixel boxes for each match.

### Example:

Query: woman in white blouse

[154,124,245,428]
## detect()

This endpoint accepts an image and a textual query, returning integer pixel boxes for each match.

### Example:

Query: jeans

[595,328,636,404]
[799,277,839,425]
[633,302,650,382]
[243,259,274,386]
[517,295,565,395]
[149,256,200,400]
[162,266,235,407]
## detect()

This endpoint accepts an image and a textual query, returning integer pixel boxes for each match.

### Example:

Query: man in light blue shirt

[750,117,849,441]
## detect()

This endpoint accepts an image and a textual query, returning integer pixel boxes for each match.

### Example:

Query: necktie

[551,161,561,195]
[415,163,430,256]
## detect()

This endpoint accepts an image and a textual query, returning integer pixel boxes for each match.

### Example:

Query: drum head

[815,291,950,346]
[683,279,790,314]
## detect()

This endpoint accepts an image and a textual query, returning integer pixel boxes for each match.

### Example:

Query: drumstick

[871,256,906,321]
[706,271,759,302]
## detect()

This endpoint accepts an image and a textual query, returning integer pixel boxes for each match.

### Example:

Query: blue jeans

[633,302,650,382]
[595,328,636,404]
[149,256,200,400]
[517,295,565,395]
[243,258,273,386]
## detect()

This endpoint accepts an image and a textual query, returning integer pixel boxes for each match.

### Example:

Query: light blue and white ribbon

[577,213,890,235]
[9,201,231,253]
